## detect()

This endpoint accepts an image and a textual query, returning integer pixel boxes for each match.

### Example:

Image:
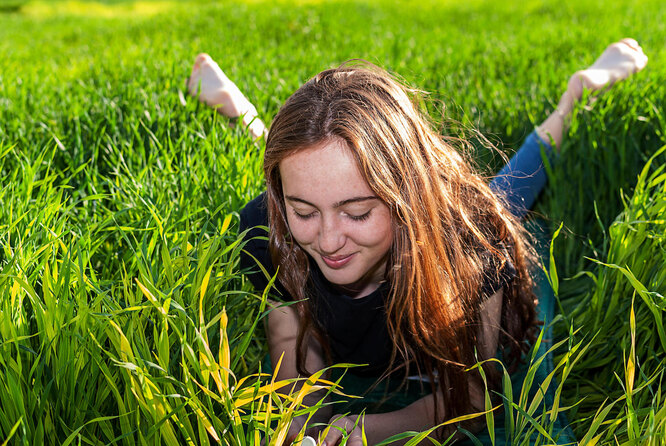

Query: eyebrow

[285,195,378,208]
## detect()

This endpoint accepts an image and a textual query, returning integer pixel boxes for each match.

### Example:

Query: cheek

[285,214,317,245]
[375,225,394,252]
[356,213,394,250]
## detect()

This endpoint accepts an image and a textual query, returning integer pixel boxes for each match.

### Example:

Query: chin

[320,269,360,286]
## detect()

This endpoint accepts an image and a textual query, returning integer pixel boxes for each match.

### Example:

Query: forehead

[279,139,374,204]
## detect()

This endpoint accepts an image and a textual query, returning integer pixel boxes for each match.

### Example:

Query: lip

[321,253,356,269]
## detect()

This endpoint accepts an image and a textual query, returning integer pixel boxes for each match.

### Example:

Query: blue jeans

[490,130,553,219]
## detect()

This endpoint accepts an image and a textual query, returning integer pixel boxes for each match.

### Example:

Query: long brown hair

[263,61,537,421]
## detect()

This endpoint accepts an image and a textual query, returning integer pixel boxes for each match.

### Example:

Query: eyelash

[293,211,316,220]
[348,210,372,221]
[291,209,372,222]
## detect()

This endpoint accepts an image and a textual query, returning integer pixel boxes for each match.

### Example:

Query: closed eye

[348,210,372,221]
[292,209,317,220]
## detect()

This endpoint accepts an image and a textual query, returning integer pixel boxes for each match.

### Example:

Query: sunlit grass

[1,0,665,443]
[548,145,666,443]
[21,1,178,18]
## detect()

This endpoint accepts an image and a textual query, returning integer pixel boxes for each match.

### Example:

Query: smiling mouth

[321,253,355,269]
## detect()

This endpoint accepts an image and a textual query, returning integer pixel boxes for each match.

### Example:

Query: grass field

[1,0,665,444]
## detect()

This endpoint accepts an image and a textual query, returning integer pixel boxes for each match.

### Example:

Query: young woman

[188,39,647,445]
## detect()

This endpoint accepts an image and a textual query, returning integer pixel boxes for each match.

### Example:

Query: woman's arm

[239,196,329,441]
[267,302,333,441]
[320,290,503,446]
[268,301,448,446]
[321,394,444,446]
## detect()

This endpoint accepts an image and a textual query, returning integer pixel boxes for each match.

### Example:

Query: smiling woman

[280,138,393,297]
[187,39,648,445]
[246,62,534,445]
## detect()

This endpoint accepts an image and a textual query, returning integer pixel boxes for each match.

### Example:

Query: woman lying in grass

[188,39,647,445]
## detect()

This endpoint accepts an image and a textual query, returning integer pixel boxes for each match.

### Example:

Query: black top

[239,192,516,377]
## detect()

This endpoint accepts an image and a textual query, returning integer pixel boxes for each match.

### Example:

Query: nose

[317,216,346,255]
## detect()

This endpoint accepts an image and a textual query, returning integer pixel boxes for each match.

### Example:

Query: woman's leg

[187,54,268,140]
[491,38,648,217]
[536,38,648,150]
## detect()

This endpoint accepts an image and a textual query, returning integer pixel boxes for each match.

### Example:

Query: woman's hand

[320,414,364,446]
[285,415,307,444]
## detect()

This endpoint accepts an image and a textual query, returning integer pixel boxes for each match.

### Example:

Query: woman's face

[279,138,394,298]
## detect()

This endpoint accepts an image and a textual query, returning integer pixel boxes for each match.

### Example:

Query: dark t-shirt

[239,192,516,377]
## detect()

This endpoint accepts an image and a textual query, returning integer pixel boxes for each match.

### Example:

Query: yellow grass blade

[200,266,213,327]
[627,298,636,395]
[219,307,230,388]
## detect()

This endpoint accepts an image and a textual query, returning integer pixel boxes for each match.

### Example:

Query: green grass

[1,0,666,444]
[546,146,666,443]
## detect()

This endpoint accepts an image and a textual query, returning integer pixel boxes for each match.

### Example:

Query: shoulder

[240,192,269,231]
[239,192,282,294]
[239,191,270,262]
